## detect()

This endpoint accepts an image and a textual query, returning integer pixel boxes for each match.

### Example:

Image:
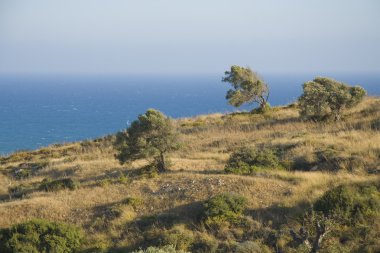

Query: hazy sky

[0,0,379,74]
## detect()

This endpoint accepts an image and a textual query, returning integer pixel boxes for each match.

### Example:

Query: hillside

[0,97,380,252]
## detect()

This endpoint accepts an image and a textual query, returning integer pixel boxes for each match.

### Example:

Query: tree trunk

[311,220,329,253]
[259,96,267,109]
[157,152,166,172]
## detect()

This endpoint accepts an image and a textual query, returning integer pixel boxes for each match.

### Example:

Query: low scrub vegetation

[158,225,195,251]
[314,182,380,223]
[0,219,83,253]
[39,178,78,192]
[202,193,247,226]
[225,147,282,174]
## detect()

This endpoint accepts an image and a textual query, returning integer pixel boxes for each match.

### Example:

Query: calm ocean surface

[0,73,379,155]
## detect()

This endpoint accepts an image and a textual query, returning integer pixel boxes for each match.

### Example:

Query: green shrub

[0,219,83,253]
[97,178,111,187]
[12,167,31,180]
[8,183,38,199]
[131,245,190,253]
[9,161,48,180]
[123,196,144,209]
[251,102,272,114]
[191,233,218,253]
[202,193,247,226]
[225,147,280,174]
[314,182,380,223]
[159,225,194,251]
[39,178,78,192]
[138,163,159,178]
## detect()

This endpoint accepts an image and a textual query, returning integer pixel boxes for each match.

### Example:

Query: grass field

[1,97,379,252]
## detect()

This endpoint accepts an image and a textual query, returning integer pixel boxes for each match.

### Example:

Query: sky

[0,0,379,75]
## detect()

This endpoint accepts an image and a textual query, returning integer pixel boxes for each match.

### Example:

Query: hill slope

[0,97,379,252]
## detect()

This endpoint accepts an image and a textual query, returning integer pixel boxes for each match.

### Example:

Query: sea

[0,73,379,155]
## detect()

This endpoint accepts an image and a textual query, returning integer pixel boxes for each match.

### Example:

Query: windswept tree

[114,109,179,172]
[299,77,366,121]
[222,65,269,111]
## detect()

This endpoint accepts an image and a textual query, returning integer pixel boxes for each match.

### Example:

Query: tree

[298,77,366,121]
[222,65,269,111]
[290,211,333,253]
[114,109,179,172]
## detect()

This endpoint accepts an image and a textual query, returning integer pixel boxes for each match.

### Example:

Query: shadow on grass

[37,165,80,179]
[248,201,310,228]
[0,193,10,202]
[95,201,203,253]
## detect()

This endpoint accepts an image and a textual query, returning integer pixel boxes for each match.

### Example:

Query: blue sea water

[0,73,379,155]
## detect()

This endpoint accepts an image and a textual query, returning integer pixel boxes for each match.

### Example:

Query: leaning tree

[114,109,179,172]
[222,65,269,111]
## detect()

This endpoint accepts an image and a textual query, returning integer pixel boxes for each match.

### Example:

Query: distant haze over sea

[0,73,379,155]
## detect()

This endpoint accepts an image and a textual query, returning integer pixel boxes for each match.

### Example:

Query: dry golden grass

[0,97,379,249]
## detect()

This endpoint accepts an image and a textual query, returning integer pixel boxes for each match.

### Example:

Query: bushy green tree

[298,77,366,121]
[114,109,179,172]
[222,65,269,111]
[0,219,83,253]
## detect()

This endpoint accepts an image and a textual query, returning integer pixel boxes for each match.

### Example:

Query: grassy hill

[0,97,379,252]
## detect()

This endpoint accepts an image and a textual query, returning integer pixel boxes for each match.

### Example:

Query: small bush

[11,167,31,180]
[0,219,83,253]
[39,178,78,192]
[225,147,281,174]
[159,225,194,251]
[9,161,48,180]
[123,196,144,209]
[132,245,190,253]
[202,193,247,226]
[251,103,271,114]
[8,182,38,199]
[138,163,159,178]
[191,233,218,253]
[97,178,111,187]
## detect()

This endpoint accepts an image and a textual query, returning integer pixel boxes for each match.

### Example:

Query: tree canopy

[222,65,269,110]
[298,77,366,121]
[114,109,179,172]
